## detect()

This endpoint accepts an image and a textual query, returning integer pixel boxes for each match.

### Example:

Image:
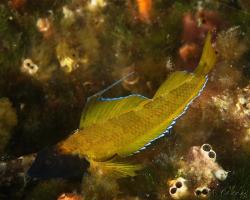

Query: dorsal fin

[79,72,149,129]
[79,94,148,129]
[153,71,193,98]
[154,33,216,99]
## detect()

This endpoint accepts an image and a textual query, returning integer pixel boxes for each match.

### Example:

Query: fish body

[58,34,216,176]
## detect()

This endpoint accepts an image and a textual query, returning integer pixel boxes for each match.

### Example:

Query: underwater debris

[87,0,106,11]
[165,57,174,72]
[127,0,152,23]
[209,152,250,200]
[81,172,119,200]
[200,144,217,162]
[239,0,250,11]
[121,66,140,91]
[136,0,152,23]
[0,98,17,154]
[9,0,26,10]
[179,43,199,63]
[26,42,57,81]
[182,10,221,43]
[57,193,83,200]
[216,27,248,62]
[21,58,39,75]
[62,6,76,27]
[196,10,221,33]
[168,144,228,199]
[36,17,54,39]
[212,84,249,128]
[56,38,90,73]
[168,177,189,199]
[24,179,76,200]
[62,6,75,20]
[235,85,250,153]
[211,62,242,90]
[113,197,142,200]
[0,154,35,186]
[235,85,250,119]
[180,9,221,69]
[56,41,80,73]
[194,186,210,198]
[0,98,17,131]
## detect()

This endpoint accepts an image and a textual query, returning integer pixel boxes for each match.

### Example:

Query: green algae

[24,179,79,200]
[210,153,250,200]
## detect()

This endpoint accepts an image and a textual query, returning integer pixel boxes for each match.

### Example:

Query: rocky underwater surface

[0,0,250,200]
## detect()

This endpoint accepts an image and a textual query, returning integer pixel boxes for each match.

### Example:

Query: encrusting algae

[2,0,250,199]
[168,144,228,199]
[58,33,216,178]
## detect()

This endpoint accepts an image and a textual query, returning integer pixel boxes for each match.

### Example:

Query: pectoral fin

[89,159,143,178]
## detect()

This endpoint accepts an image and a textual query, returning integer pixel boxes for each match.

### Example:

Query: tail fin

[89,160,143,178]
[153,33,216,99]
[194,33,216,76]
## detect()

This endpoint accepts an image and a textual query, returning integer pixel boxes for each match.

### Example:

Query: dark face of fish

[27,147,90,180]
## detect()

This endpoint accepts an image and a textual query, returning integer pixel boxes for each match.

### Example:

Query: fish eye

[201,144,212,152]
[170,187,177,194]
[208,150,216,159]
[176,181,182,188]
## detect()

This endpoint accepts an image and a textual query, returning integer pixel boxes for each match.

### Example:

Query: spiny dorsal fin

[80,94,148,129]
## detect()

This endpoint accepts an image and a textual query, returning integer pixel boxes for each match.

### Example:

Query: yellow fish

[58,33,216,177]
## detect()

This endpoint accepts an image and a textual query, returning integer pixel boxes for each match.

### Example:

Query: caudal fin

[194,33,217,76]
[153,33,216,99]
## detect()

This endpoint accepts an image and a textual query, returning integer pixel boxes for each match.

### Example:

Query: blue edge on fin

[99,94,149,102]
[87,75,208,155]
[133,75,209,155]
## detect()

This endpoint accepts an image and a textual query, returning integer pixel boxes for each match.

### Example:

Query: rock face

[0,98,17,153]
[168,144,228,199]
[0,0,250,199]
